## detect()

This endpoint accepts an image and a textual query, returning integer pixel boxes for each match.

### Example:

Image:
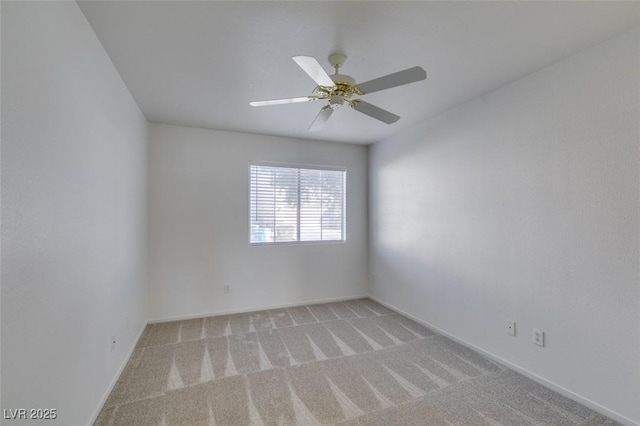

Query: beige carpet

[95,299,617,425]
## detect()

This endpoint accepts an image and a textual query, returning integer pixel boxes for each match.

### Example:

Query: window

[250,163,345,244]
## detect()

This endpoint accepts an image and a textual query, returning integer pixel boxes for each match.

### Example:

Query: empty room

[2,1,639,425]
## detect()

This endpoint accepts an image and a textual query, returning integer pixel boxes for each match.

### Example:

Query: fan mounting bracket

[328,53,347,70]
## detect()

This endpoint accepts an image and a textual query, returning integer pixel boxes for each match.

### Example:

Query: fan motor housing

[316,74,361,102]
[330,73,356,86]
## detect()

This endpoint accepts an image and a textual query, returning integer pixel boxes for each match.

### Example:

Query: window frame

[248,161,347,246]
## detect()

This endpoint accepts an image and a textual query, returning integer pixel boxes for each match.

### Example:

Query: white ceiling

[78,1,640,145]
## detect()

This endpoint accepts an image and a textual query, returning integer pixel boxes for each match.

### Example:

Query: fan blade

[352,101,400,124]
[309,106,333,131]
[250,96,317,107]
[292,56,337,88]
[356,66,426,94]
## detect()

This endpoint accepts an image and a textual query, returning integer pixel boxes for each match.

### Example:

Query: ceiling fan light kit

[250,53,427,131]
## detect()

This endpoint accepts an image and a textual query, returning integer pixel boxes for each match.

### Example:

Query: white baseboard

[369,296,638,426]
[87,323,147,426]
[148,294,369,324]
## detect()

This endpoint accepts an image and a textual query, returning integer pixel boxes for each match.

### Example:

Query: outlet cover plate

[506,320,516,336]
[533,329,544,346]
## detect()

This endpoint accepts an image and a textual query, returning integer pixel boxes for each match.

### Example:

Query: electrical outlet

[533,329,544,346]
[506,320,516,336]
[224,284,230,295]
[111,335,116,352]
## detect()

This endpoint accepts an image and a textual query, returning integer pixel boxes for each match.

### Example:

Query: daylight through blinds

[250,164,345,243]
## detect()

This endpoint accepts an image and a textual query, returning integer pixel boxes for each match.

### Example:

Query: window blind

[250,163,345,244]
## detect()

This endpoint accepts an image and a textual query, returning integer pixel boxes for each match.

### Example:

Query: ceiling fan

[249,53,427,131]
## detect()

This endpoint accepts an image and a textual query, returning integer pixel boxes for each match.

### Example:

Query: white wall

[148,124,368,321]
[369,29,640,424]
[1,3,148,425]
